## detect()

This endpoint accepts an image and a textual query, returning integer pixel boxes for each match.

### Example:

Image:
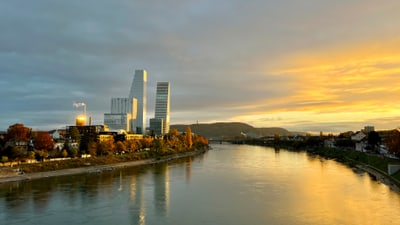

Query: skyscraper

[150,82,170,135]
[129,70,147,134]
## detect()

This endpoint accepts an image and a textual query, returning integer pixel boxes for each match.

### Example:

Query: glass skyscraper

[129,70,147,134]
[151,82,170,135]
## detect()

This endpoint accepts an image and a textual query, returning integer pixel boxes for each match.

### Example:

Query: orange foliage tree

[5,123,31,141]
[34,132,54,151]
[186,126,193,148]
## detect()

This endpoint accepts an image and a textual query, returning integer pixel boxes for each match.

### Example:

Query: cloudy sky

[1,0,400,133]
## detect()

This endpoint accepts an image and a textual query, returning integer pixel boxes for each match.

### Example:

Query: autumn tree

[193,135,209,148]
[186,126,193,148]
[115,141,127,154]
[125,139,138,152]
[386,130,400,156]
[97,140,115,156]
[87,140,97,156]
[140,137,153,149]
[168,129,180,137]
[34,132,54,151]
[5,123,31,141]
[152,138,166,153]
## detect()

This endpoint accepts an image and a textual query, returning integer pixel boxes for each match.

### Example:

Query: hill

[170,122,292,139]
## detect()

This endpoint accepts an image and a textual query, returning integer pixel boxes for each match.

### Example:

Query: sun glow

[248,39,400,131]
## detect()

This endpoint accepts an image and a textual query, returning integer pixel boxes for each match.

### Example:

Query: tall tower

[152,82,170,135]
[129,70,147,134]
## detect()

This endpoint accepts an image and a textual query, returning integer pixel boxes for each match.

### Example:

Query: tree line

[0,123,208,163]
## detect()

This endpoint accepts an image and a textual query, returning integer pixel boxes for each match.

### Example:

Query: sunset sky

[1,0,400,133]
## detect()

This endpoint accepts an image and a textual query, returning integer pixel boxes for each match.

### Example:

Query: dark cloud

[1,0,400,131]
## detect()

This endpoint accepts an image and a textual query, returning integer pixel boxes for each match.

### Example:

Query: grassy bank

[16,148,204,174]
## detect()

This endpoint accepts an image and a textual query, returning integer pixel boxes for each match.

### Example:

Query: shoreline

[0,148,207,184]
[355,164,400,192]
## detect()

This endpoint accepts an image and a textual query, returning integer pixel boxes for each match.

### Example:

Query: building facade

[150,82,170,135]
[105,97,137,132]
[129,70,147,134]
[104,113,132,131]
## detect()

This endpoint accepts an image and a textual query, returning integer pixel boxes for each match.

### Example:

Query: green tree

[69,127,81,143]
[69,147,78,158]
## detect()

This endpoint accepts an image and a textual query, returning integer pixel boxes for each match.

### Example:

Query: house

[324,138,335,149]
[4,138,29,153]
[351,131,367,152]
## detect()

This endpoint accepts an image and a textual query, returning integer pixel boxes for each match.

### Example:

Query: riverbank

[0,148,207,184]
[242,141,400,192]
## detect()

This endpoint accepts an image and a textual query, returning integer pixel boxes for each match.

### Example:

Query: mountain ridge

[171,122,295,139]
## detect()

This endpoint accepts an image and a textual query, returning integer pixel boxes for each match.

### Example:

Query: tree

[87,140,97,156]
[5,123,31,142]
[386,130,400,156]
[186,127,193,148]
[152,138,166,153]
[69,127,81,143]
[97,140,115,156]
[115,141,126,154]
[34,132,54,151]
[2,146,26,161]
[140,137,153,149]
[125,139,138,152]
[168,129,180,138]
[368,131,381,152]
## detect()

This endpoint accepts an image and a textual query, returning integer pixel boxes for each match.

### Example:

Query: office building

[129,70,147,134]
[104,113,132,131]
[104,98,137,132]
[150,82,170,135]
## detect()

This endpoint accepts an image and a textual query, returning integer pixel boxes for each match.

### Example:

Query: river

[1,144,400,225]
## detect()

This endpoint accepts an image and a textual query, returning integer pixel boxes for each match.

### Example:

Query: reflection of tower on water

[186,157,192,183]
[130,173,146,225]
[153,163,170,216]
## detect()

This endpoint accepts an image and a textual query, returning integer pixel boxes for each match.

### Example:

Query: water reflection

[129,170,146,225]
[1,145,400,225]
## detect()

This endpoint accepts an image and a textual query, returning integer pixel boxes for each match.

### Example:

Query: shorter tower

[150,82,170,135]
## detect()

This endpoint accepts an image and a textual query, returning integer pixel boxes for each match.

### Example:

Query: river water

[1,144,400,225]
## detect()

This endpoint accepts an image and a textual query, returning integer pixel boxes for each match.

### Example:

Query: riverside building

[150,82,170,135]
[129,70,147,134]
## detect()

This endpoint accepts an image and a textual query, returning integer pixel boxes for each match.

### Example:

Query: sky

[1,0,400,133]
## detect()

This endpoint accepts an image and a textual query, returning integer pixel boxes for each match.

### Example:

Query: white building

[105,98,137,132]
[129,70,147,134]
[104,113,132,131]
[150,82,170,135]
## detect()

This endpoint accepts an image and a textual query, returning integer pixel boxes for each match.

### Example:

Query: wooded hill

[171,122,293,139]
